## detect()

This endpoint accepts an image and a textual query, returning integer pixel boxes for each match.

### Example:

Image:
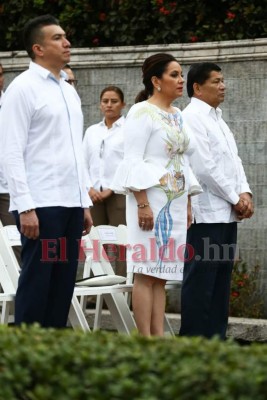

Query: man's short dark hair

[23,15,59,60]
[186,62,222,98]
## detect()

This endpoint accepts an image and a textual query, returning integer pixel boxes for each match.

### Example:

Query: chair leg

[68,296,91,332]
[124,291,132,307]
[79,258,92,311]
[93,295,104,330]
[79,295,87,312]
[103,292,136,334]
[164,314,174,336]
[1,301,11,324]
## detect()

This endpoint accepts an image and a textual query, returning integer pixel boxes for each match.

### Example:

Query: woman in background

[83,86,126,276]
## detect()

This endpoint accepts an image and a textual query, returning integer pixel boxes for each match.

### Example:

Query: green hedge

[1,324,267,399]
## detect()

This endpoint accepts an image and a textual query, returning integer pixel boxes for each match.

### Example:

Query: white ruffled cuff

[111,158,168,194]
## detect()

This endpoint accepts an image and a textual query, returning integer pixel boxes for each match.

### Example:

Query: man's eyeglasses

[66,79,78,87]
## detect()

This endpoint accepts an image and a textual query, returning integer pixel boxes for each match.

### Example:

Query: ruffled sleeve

[112,158,168,194]
[111,103,167,194]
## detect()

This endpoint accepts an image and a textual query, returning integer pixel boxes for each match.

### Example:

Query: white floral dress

[111,101,201,280]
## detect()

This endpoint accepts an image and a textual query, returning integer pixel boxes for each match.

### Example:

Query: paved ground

[85,309,267,342]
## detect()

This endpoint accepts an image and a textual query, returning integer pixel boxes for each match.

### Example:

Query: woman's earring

[157,87,161,92]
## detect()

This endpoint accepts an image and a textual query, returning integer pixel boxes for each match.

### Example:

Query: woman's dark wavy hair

[135,53,177,103]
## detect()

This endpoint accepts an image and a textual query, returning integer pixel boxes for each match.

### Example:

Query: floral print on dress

[159,170,185,194]
[133,104,190,267]
[154,110,189,267]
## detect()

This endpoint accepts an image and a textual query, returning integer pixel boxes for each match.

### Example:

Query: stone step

[85,309,267,342]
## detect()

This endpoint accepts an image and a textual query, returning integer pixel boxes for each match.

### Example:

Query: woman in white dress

[112,54,201,336]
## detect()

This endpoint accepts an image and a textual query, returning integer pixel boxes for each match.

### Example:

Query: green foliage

[1,324,267,399]
[229,261,265,319]
[0,0,266,51]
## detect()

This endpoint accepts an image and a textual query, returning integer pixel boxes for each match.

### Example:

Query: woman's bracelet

[137,202,150,208]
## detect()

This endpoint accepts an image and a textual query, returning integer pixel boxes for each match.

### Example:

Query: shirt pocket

[208,129,227,165]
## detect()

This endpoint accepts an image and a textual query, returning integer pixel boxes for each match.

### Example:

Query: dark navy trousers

[13,207,84,328]
[179,222,237,340]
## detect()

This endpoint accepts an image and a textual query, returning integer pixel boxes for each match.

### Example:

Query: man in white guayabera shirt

[0,15,93,327]
[179,62,254,340]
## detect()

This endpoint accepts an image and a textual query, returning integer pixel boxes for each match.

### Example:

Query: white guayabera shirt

[182,97,251,223]
[0,62,91,213]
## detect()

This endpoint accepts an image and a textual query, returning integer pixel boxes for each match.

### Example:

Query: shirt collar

[100,119,106,127]
[191,97,222,120]
[113,115,125,127]
[100,115,125,128]
[61,70,68,80]
[29,61,66,83]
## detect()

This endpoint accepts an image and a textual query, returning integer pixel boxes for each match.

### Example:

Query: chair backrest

[82,225,128,277]
[0,225,21,290]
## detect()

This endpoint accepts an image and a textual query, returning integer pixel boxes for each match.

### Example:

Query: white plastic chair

[82,225,133,330]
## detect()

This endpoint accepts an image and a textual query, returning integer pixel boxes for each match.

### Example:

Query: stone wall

[1,38,267,310]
